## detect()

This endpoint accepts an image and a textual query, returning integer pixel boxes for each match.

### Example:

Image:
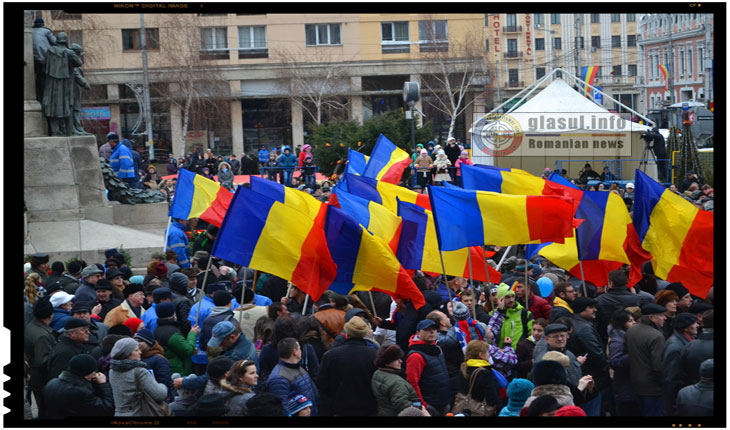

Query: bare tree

[152,14,231,155]
[44,10,116,66]
[271,47,351,125]
[418,15,491,140]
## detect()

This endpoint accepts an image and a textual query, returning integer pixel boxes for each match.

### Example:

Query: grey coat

[109,359,167,416]
[625,319,665,396]
[662,331,691,415]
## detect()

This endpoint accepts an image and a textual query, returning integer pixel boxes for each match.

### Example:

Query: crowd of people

[23,236,714,419]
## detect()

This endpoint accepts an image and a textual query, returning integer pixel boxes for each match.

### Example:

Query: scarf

[553,296,574,313]
[454,317,485,353]
[466,359,491,368]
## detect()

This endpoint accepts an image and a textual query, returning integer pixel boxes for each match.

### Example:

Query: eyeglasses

[547,334,568,339]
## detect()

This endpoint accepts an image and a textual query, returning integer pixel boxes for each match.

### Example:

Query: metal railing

[504,50,523,58]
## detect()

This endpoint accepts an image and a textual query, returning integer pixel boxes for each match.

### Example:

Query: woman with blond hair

[453,340,502,414]
[24,272,47,326]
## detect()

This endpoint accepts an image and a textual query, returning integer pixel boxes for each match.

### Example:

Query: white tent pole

[489,72,552,115]
[505,72,555,114]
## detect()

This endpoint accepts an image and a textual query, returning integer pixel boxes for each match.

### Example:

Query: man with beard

[550,281,577,323]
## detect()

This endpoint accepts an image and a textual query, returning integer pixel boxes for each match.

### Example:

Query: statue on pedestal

[70,43,92,135]
[41,32,83,136]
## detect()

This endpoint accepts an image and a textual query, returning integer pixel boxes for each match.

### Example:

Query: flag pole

[163,216,172,251]
[251,270,259,294]
[368,291,379,319]
[481,249,494,312]
[238,267,247,323]
[195,256,213,326]
[524,257,530,313]
[302,294,309,316]
[495,245,512,271]
[574,228,588,297]
[438,250,453,302]
[467,249,476,319]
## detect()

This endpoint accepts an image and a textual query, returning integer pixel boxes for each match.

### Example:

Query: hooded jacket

[141,341,175,401]
[110,142,135,179]
[371,367,418,416]
[154,318,198,376]
[488,302,534,349]
[217,162,235,188]
[550,296,573,323]
[166,221,190,268]
[522,384,574,409]
[406,334,450,408]
[109,359,167,416]
[43,371,114,418]
[277,147,298,170]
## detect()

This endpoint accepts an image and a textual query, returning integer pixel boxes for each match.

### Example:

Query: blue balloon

[537,277,554,298]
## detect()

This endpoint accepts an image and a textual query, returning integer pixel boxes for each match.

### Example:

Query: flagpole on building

[438,251,453,302]
[368,291,379,319]
[481,250,494,312]
[163,216,172,251]
[195,256,214,326]
[467,248,477,319]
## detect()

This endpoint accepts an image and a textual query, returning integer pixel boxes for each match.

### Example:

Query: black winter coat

[662,331,691,415]
[675,379,713,416]
[48,335,91,381]
[395,290,442,353]
[567,314,610,391]
[680,329,713,387]
[317,338,378,416]
[596,287,639,343]
[452,365,502,409]
[608,326,635,402]
[43,371,114,418]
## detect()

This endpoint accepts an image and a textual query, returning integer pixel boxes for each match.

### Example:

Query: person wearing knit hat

[111,337,139,359]
[286,394,313,416]
[129,275,144,286]
[664,283,692,311]
[499,378,535,416]
[122,317,144,335]
[42,353,115,419]
[492,282,534,350]
[71,263,104,306]
[570,296,597,314]
[102,282,146,329]
[206,355,234,391]
[397,405,428,416]
[344,315,369,339]
[134,328,155,347]
[49,291,75,331]
[661,312,699,415]
[443,301,488,356]
[454,150,472,186]
[527,394,560,416]
[371,344,418,416]
[554,405,587,416]
[624,302,667,417]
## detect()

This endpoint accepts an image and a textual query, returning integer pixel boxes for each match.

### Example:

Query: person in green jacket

[371,344,419,416]
[153,302,199,376]
[488,282,534,349]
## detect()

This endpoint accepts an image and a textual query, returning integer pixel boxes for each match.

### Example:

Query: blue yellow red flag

[169,168,233,227]
[362,134,412,184]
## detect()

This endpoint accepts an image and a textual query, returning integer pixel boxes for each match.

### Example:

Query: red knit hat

[554,406,587,417]
[123,318,144,335]
[154,262,168,277]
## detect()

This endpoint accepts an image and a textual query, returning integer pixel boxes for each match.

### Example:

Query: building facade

[637,13,714,114]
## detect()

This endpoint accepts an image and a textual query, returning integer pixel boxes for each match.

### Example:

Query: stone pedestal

[24,26,47,137]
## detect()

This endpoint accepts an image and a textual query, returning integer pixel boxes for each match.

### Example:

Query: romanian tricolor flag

[169,168,233,227]
[582,66,600,97]
[324,204,425,308]
[250,176,327,226]
[339,173,431,212]
[658,64,670,93]
[397,200,502,284]
[211,186,337,301]
[633,170,713,297]
[362,134,412,184]
[428,186,575,251]
[329,188,402,254]
[346,148,369,176]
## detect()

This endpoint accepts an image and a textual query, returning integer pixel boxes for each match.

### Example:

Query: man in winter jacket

[675,359,713,416]
[43,354,114,418]
[135,328,176,401]
[317,316,378,416]
[257,146,269,166]
[166,218,191,268]
[109,136,137,188]
[267,337,319,415]
[550,281,576,323]
[187,283,240,372]
[199,291,238,355]
[406,319,451,415]
[662,313,698,416]
[154,302,199,376]
[141,287,174,334]
[312,292,346,345]
[533,323,583,387]
[277,146,298,187]
[209,320,258,365]
[24,297,57,417]
[229,154,241,175]
[70,302,109,358]
[121,139,142,188]
[94,279,122,321]
[488,283,534,349]
[73,264,104,306]
[48,318,93,380]
[103,284,146,328]
[625,303,666,416]
[679,308,713,387]
[567,297,609,416]
[596,270,640,344]
[395,282,443,353]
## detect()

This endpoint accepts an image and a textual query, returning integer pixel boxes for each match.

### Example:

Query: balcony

[381,42,411,54]
[238,48,268,59]
[419,41,449,53]
[504,50,523,59]
[504,25,523,33]
[199,49,229,60]
[507,81,524,88]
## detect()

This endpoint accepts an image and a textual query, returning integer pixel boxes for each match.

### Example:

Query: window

[507,39,517,55]
[698,47,704,71]
[627,35,636,47]
[382,21,410,53]
[551,14,560,24]
[535,38,544,50]
[506,14,517,28]
[508,69,519,86]
[200,27,228,59]
[555,70,563,78]
[626,14,636,22]
[535,14,544,26]
[419,20,448,52]
[238,26,267,58]
[679,49,685,75]
[611,35,621,48]
[612,65,622,76]
[611,14,620,23]
[628,64,637,76]
[590,14,600,23]
[591,36,601,49]
[485,38,489,52]
[122,28,159,51]
[536,67,546,79]
[688,48,693,74]
[305,23,342,46]
[553,37,561,50]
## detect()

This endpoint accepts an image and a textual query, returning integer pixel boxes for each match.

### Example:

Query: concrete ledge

[27,208,85,223]
[113,202,169,226]
[24,185,81,212]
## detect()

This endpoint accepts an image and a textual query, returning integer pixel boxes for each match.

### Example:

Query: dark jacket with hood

[141,341,176,401]
[48,334,90,380]
[608,325,636,403]
[43,370,115,418]
[395,289,442,353]
[596,286,640,343]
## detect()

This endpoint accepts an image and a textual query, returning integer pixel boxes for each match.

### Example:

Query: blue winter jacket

[277,147,298,171]
[50,308,72,332]
[141,303,159,333]
[267,360,319,416]
[188,295,240,365]
[166,221,190,268]
[258,149,269,164]
[121,139,142,179]
[110,142,136,178]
